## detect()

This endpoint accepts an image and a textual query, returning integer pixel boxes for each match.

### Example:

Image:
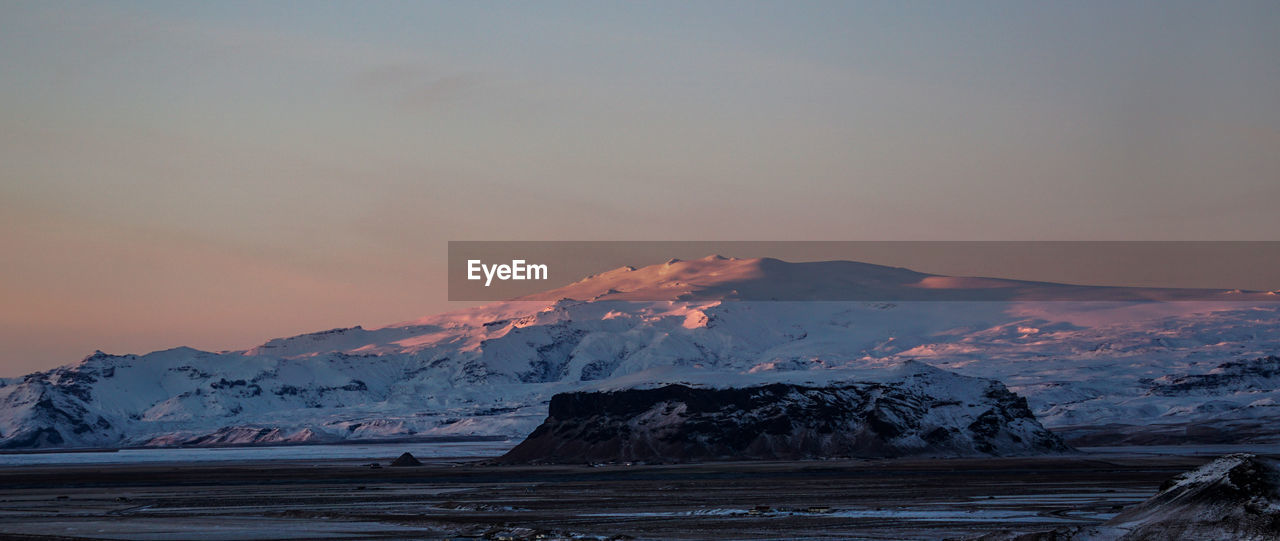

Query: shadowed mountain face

[1107,453,1280,539]
[498,366,1070,464]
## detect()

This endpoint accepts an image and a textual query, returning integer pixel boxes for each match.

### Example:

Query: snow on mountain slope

[526,255,1279,302]
[1094,453,1280,540]
[2,256,1278,449]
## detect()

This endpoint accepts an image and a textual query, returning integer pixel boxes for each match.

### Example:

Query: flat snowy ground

[0,438,515,467]
[0,448,1263,540]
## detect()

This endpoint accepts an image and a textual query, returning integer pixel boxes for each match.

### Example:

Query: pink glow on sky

[1,2,1278,374]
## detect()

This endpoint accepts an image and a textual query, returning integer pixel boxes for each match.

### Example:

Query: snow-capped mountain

[2,256,1279,449]
[499,362,1069,464]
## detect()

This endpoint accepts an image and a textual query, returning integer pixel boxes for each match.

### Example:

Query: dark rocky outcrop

[498,369,1070,464]
[390,452,422,467]
[1149,356,1280,396]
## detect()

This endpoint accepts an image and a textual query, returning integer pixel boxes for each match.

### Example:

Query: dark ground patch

[0,453,1251,540]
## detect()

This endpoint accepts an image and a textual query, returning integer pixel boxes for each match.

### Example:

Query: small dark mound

[390,452,422,467]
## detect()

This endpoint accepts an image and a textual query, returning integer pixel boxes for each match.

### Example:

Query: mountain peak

[518,255,1280,302]
[523,256,932,302]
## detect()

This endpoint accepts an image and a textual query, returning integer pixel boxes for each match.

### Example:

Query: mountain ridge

[3,256,1280,449]
[516,255,1280,302]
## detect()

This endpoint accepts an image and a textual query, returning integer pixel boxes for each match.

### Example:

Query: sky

[1,1,1278,375]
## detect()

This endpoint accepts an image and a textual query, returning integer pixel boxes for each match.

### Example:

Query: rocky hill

[498,363,1070,463]
[982,453,1280,540]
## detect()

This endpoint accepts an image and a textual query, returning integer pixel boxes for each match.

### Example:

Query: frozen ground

[0,450,1261,540]
[1078,443,1280,456]
[0,438,515,467]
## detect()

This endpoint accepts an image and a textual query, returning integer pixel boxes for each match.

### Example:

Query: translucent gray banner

[448,241,1280,302]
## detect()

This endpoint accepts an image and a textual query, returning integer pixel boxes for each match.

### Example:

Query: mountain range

[3,255,1279,449]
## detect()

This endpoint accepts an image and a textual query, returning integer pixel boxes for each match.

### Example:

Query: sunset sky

[2,1,1278,374]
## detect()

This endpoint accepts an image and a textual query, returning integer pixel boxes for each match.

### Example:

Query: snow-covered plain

[3,256,1279,449]
[0,439,515,467]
